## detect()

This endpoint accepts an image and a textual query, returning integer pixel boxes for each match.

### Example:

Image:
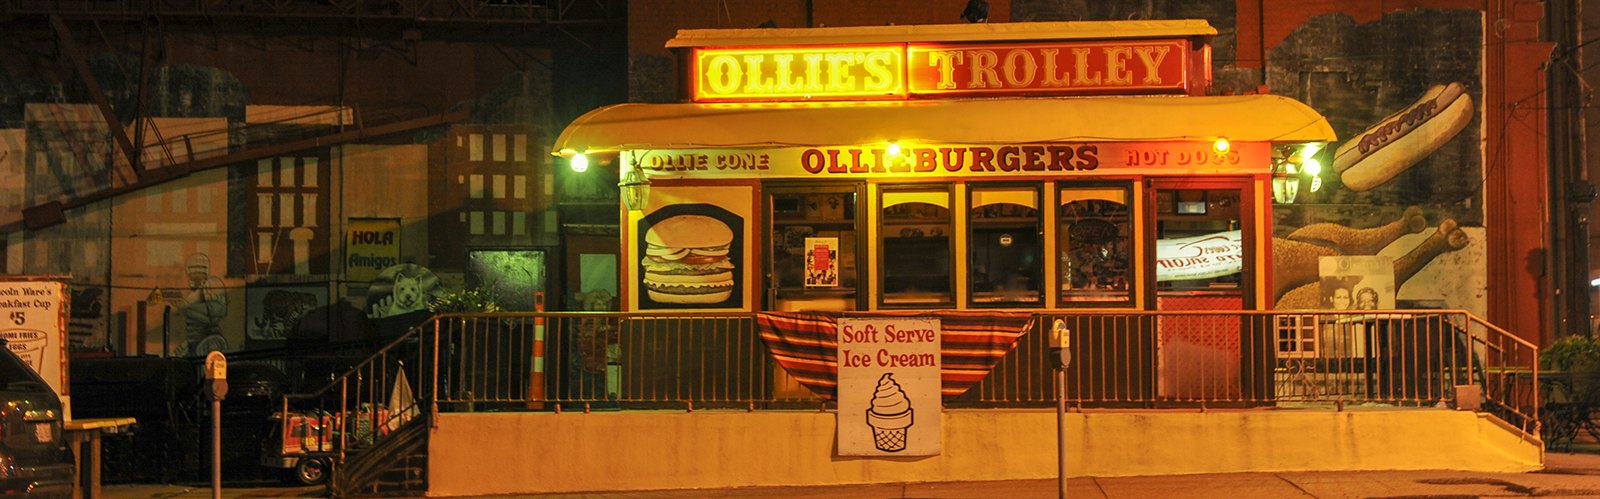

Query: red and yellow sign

[907,40,1188,96]
[690,39,1194,102]
[692,45,907,101]
[628,141,1267,179]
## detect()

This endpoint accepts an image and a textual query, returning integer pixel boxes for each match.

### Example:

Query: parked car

[0,340,75,496]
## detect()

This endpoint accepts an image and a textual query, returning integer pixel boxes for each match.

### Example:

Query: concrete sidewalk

[101,453,1600,498]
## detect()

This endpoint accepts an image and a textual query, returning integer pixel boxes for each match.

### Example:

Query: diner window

[1155,188,1242,291]
[880,187,953,307]
[1058,183,1133,304]
[770,189,859,300]
[969,185,1042,307]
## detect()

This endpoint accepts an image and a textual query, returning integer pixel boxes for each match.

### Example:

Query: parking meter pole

[211,396,221,499]
[204,352,228,499]
[1049,319,1071,499]
[1057,367,1067,499]
[161,305,170,358]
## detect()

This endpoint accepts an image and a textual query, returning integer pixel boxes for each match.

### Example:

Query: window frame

[762,181,867,310]
[877,184,956,309]
[966,182,1045,309]
[1055,180,1137,308]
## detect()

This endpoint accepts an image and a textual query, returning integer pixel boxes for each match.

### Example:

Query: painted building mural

[0,40,563,356]
[1267,9,1486,317]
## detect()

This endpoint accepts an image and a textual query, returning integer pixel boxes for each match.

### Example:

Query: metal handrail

[278,323,427,466]
[278,308,1543,472]
[416,309,1537,416]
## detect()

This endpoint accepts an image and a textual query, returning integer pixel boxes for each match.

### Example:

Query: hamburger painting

[638,205,744,309]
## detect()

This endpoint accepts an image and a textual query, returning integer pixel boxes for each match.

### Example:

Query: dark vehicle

[0,341,75,496]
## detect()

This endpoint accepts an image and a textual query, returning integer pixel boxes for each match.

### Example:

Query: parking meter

[1049,319,1071,369]
[203,351,227,499]
[204,351,228,400]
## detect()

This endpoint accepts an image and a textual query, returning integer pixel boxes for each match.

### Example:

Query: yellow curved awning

[553,94,1335,153]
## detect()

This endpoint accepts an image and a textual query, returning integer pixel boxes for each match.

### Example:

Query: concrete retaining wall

[426,409,1541,497]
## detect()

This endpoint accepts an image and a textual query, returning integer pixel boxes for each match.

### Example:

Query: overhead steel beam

[49,14,144,178]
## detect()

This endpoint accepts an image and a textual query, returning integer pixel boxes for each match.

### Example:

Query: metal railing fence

[418,310,1537,422]
[278,308,1541,471]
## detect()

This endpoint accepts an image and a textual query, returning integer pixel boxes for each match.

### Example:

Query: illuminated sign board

[692,46,907,101]
[690,39,1194,102]
[907,40,1188,96]
[626,141,1267,179]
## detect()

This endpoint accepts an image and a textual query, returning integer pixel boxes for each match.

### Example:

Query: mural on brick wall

[1267,10,1485,315]
[0,27,562,362]
[246,285,324,343]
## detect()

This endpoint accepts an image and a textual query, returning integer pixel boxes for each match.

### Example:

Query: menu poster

[0,280,68,420]
[836,316,941,456]
[804,237,839,287]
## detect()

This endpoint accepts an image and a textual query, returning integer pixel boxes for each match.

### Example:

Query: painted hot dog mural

[1273,82,1478,310]
[1268,10,1485,315]
[1333,83,1474,192]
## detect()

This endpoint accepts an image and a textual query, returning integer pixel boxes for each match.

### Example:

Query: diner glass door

[764,184,864,312]
[1146,178,1264,402]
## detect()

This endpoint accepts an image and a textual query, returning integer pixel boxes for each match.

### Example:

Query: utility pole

[1549,0,1593,339]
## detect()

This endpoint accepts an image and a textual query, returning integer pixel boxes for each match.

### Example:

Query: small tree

[1541,335,1600,372]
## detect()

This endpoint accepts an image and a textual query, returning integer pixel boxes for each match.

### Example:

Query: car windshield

[0,347,47,389]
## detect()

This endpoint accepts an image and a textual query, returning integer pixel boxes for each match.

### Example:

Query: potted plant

[1539,334,1600,449]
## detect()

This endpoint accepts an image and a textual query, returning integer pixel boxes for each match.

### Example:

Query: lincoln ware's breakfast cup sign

[0,279,69,420]
[836,316,941,456]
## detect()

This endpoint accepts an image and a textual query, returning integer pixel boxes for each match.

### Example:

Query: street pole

[1057,367,1067,499]
[211,395,221,499]
[1050,319,1072,499]
[204,352,228,499]
[161,305,170,357]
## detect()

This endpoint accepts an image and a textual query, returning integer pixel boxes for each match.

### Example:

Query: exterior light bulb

[570,153,589,173]
[1212,138,1231,154]
[886,142,902,156]
[1302,158,1322,176]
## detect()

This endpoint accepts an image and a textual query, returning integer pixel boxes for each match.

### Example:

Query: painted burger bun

[642,215,735,304]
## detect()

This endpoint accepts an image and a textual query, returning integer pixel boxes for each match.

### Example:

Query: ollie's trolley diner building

[425,18,1547,497]
[554,19,1335,316]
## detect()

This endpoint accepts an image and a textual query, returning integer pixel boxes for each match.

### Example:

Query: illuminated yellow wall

[429,409,1540,496]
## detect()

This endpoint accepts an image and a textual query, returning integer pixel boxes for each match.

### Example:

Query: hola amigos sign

[346,218,402,282]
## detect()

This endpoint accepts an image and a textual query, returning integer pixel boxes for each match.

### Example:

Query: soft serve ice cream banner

[836,316,941,456]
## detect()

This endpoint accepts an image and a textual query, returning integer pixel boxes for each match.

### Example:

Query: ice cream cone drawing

[866,373,914,452]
